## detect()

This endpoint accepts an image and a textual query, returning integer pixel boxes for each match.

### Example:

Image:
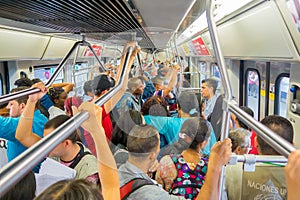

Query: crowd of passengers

[0,43,299,200]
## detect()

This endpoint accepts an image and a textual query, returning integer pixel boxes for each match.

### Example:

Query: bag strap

[69,143,91,169]
[120,178,154,200]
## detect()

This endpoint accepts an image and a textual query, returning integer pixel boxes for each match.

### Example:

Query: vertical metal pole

[206,0,233,199]
[173,35,183,95]
[72,44,80,96]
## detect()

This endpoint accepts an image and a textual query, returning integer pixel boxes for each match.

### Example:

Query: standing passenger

[0,86,47,173]
[201,78,218,118]
[118,124,232,199]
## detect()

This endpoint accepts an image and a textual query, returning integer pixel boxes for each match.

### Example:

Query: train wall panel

[0,28,50,60]
[216,1,299,61]
[42,37,77,60]
[286,63,300,148]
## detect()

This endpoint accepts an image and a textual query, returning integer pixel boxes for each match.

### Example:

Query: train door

[244,61,263,120]
[243,61,290,120]
[272,62,290,118]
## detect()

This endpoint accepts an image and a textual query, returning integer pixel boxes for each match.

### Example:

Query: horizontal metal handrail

[0,46,133,197]
[232,155,288,164]
[228,100,296,158]
[0,39,108,104]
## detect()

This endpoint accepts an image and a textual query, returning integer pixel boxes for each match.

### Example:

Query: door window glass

[276,77,289,117]
[246,70,260,120]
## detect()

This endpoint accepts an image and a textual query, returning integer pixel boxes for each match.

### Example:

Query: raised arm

[285,149,300,200]
[162,65,179,96]
[196,138,232,200]
[103,42,138,113]
[15,82,47,147]
[73,102,119,200]
[51,82,74,93]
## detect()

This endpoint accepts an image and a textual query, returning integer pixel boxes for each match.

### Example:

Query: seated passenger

[229,128,251,155]
[15,83,98,183]
[118,124,232,199]
[155,118,211,199]
[35,102,120,200]
[0,86,47,173]
[225,115,294,200]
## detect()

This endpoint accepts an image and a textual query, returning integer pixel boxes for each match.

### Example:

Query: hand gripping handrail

[0,46,133,197]
[0,39,106,104]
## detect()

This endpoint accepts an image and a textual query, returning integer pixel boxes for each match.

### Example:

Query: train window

[246,70,260,120]
[275,76,289,117]
[34,65,64,84]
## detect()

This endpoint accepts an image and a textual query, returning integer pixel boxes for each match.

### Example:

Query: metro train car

[0,0,299,199]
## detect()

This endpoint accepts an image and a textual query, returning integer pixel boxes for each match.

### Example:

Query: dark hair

[141,96,170,117]
[259,115,294,155]
[127,124,159,155]
[92,75,115,96]
[203,78,217,94]
[111,110,143,147]
[44,115,78,143]
[14,78,33,87]
[236,106,254,130]
[83,80,93,95]
[178,91,200,117]
[180,118,211,150]
[35,179,103,200]
[1,171,36,200]
[48,87,65,102]
[10,86,30,105]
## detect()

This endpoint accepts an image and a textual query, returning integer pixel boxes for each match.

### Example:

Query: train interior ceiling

[0,0,299,146]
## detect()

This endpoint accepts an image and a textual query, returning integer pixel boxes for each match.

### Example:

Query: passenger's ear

[148,151,157,161]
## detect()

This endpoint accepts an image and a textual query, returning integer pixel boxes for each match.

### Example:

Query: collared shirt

[119,161,185,200]
[203,94,219,117]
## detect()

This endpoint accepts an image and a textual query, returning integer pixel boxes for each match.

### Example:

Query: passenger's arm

[104,42,138,113]
[73,102,120,200]
[196,139,232,200]
[15,82,47,147]
[51,82,74,93]
[155,155,177,191]
[285,149,300,200]
[162,65,179,96]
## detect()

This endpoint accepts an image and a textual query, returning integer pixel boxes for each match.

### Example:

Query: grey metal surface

[0,0,154,48]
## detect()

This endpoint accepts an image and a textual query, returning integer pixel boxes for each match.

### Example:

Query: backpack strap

[120,178,154,200]
[69,143,91,169]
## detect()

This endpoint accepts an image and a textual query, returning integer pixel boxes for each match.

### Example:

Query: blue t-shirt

[0,110,48,172]
[144,115,216,155]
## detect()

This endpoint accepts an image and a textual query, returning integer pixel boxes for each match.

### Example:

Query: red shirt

[249,130,258,154]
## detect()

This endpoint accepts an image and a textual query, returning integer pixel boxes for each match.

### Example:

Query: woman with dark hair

[155,118,212,200]
[47,87,67,119]
[141,95,170,117]
[110,110,144,168]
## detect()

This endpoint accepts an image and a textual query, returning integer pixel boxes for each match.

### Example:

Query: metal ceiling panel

[131,0,196,47]
[0,0,155,48]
